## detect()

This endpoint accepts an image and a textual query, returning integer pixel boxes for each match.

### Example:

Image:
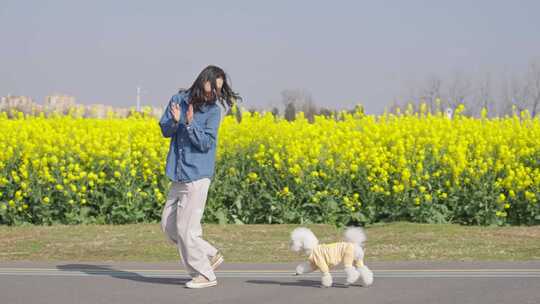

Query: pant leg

[190,179,218,258]
[176,178,217,281]
[161,181,197,277]
[161,182,180,245]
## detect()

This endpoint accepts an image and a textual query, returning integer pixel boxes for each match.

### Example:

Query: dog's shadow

[56,264,189,286]
[246,279,350,289]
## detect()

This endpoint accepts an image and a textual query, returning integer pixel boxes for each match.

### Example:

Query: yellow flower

[248,172,258,181]
[2,99,540,225]
[496,211,507,217]
[43,197,50,204]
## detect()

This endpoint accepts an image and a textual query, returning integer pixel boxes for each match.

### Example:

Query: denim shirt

[159,91,222,183]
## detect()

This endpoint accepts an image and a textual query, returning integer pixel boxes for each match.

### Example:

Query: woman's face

[203,77,224,93]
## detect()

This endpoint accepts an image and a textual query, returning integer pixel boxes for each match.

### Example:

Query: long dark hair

[181,65,242,112]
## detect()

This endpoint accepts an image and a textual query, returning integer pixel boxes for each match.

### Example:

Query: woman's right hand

[170,103,181,123]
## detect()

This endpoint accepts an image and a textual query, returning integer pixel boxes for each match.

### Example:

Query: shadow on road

[57,264,189,286]
[246,279,350,288]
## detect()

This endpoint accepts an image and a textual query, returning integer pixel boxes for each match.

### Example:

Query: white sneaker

[185,276,217,289]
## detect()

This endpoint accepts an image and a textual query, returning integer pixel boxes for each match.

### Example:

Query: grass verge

[1,222,539,262]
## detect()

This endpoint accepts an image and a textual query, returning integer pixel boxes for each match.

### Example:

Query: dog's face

[289,239,304,252]
[290,227,318,254]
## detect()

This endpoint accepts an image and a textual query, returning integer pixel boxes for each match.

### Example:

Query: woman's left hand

[187,103,194,124]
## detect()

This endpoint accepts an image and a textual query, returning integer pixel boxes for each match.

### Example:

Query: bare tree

[300,99,318,122]
[281,89,313,106]
[318,107,333,118]
[281,89,317,122]
[475,72,494,116]
[388,98,401,114]
[421,75,442,112]
[271,106,280,117]
[500,72,529,116]
[447,70,472,114]
[398,58,540,118]
[526,60,540,117]
[284,101,296,121]
[403,75,444,114]
[511,76,529,114]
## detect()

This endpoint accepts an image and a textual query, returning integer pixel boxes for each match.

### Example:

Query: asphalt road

[1,261,539,304]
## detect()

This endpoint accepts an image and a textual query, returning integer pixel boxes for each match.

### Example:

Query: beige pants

[161,178,217,281]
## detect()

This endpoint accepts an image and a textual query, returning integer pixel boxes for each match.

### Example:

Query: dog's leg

[356,264,374,286]
[344,266,360,285]
[295,262,315,275]
[321,272,333,287]
[354,247,374,287]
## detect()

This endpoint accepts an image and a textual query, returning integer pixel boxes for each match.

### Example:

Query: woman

[159,65,240,289]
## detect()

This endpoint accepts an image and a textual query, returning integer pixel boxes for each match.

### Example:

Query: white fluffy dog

[290,227,374,288]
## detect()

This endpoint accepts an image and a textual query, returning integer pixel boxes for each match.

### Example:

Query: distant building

[0,95,37,113]
[0,94,35,109]
[1,93,163,118]
[44,94,76,113]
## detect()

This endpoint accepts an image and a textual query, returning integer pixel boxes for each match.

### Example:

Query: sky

[1,0,540,114]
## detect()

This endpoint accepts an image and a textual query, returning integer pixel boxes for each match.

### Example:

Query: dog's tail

[343,227,367,247]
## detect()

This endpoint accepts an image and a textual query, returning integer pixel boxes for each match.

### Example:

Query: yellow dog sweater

[308,242,364,273]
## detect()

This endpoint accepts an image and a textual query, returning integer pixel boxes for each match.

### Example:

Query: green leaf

[215,210,228,225]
